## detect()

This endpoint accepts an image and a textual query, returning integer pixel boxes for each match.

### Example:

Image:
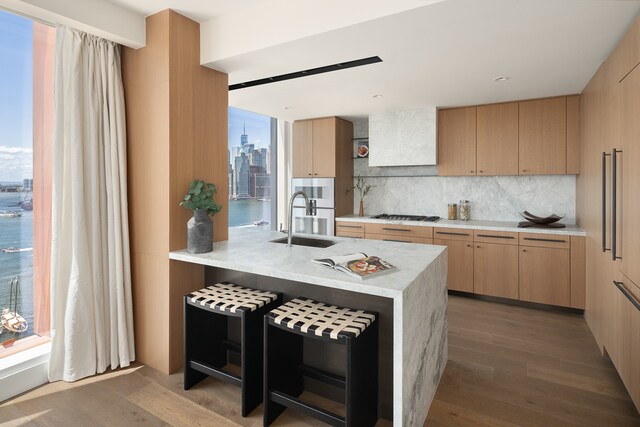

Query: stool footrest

[299,365,346,390]
[269,390,345,427]
[189,360,242,387]
[222,339,241,354]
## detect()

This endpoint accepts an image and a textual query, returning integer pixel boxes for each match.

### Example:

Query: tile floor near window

[2,296,639,426]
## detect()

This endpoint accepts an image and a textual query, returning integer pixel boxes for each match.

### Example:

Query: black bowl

[519,211,565,224]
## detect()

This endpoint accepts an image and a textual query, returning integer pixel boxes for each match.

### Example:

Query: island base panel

[204,267,395,421]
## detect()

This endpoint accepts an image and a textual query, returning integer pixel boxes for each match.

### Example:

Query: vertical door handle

[602,151,610,252]
[612,148,622,260]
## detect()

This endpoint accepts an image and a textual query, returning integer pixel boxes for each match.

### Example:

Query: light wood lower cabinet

[474,242,519,299]
[434,239,474,293]
[612,275,640,409]
[335,222,365,238]
[519,246,571,307]
[366,233,431,244]
[335,221,585,308]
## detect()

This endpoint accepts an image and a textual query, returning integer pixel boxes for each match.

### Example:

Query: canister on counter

[459,200,470,221]
[448,203,458,220]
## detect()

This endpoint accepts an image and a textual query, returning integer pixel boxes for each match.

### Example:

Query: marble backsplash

[351,117,577,224]
[352,173,576,224]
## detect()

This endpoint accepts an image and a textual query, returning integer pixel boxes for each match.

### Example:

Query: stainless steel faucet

[288,190,313,246]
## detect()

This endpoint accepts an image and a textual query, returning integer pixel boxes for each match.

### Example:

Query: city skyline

[228,107,271,201]
[0,11,34,182]
[228,107,271,150]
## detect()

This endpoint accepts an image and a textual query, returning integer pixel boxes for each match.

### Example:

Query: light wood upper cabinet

[519,246,571,307]
[292,120,314,178]
[474,242,519,299]
[519,97,567,175]
[434,238,474,293]
[438,96,579,176]
[311,117,336,178]
[476,102,519,175]
[437,107,476,176]
[566,95,581,174]
[621,66,640,287]
[292,117,352,178]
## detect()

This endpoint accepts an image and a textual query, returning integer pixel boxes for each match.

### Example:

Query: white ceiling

[105,0,263,22]
[106,0,640,121]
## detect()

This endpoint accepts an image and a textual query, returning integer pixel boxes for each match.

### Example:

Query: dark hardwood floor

[2,296,639,426]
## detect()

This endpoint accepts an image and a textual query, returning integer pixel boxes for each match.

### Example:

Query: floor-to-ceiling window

[227,107,276,229]
[0,9,54,357]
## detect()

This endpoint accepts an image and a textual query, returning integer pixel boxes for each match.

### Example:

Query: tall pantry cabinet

[578,14,640,410]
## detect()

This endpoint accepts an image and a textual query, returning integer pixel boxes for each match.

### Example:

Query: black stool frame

[263,313,379,427]
[184,292,282,417]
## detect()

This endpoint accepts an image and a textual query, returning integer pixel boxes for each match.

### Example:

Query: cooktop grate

[370,214,440,222]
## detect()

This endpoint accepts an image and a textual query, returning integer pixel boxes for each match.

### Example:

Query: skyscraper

[240,123,248,147]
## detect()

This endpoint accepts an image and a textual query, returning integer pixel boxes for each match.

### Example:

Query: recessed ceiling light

[284,106,292,110]
[493,76,510,82]
[372,94,383,98]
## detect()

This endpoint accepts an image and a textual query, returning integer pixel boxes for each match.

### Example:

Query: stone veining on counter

[337,214,586,236]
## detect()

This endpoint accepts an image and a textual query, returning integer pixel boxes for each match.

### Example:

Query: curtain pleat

[49,26,134,382]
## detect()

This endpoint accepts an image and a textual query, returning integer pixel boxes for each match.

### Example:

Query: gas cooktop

[370,214,441,222]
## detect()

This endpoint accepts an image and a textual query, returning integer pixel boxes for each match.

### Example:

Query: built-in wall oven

[291,178,335,236]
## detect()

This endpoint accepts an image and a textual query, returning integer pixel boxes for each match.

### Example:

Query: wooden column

[122,9,228,373]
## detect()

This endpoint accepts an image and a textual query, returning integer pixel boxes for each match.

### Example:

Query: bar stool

[264,298,378,427]
[184,282,282,416]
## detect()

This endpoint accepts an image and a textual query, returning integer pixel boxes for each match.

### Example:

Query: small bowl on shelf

[519,211,565,224]
[357,145,369,158]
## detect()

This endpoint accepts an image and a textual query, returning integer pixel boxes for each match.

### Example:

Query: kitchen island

[170,227,447,426]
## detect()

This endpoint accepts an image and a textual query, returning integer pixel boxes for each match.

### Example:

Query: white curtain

[49,26,134,382]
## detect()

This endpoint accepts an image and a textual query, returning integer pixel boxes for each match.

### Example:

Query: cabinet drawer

[336,230,364,239]
[519,233,570,249]
[364,223,432,238]
[366,233,428,244]
[474,230,519,245]
[336,221,365,238]
[336,221,365,230]
[433,227,473,242]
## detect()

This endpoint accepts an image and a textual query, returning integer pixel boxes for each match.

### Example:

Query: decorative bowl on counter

[519,211,565,224]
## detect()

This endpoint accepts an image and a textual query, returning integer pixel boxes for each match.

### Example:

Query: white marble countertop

[336,214,586,236]
[169,227,447,299]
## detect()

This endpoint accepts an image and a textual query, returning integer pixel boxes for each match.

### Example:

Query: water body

[228,199,271,228]
[0,196,269,343]
[0,192,34,342]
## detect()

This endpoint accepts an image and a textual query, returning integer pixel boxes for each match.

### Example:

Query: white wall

[0,0,145,48]
[352,118,577,224]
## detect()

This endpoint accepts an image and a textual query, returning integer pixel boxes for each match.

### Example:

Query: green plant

[180,179,222,216]
[346,175,375,202]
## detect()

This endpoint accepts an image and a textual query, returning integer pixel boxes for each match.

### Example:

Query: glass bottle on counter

[448,203,458,220]
[459,200,470,221]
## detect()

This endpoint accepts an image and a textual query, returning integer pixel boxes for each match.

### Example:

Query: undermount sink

[270,236,337,248]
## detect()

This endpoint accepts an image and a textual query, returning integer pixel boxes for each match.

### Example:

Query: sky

[228,106,272,152]
[0,10,33,183]
[0,9,271,182]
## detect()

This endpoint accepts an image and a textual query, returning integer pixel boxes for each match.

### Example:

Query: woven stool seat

[187,283,278,314]
[267,298,376,341]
